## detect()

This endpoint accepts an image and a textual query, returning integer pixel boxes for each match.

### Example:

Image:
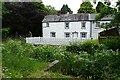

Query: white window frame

[81,22,86,29]
[80,32,87,38]
[64,32,70,38]
[50,32,56,38]
[65,22,69,29]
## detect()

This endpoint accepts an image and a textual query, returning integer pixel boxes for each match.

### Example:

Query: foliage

[78,2,96,13]
[60,4,73,14]
[2,39,120,79]
[28,70,72,78]
[1,28,10,39]
[101,36,120,51]
[2,39,48,78]
[2,2,48,37]
[51,49,120,80]
[66,40,105,54]
[96,2,106,13]
[95,1,119,29]
[2,2,12,16]
[46,5,57,15]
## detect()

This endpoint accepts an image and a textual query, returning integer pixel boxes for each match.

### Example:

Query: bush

[1,28,10,39]
[2,39,120,79]
[2,39,48,78]
[51,50,120,80]
[101,36,120,51]
[66,40,105,54]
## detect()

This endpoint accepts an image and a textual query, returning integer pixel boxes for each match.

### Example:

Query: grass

[2,38,120,79]
[28,70,72,78]
[2,38,73,78]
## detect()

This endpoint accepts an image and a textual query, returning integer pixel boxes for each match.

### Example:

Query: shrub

[101,36,120,51]
[66,40,105,54]
[1,28,10,39]
[50,50,120,80]
[2,39,48,78]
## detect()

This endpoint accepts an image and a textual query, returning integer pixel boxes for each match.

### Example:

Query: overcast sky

[42,0,118,14]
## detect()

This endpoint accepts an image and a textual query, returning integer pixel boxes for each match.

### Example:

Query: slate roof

[42,14,112,22]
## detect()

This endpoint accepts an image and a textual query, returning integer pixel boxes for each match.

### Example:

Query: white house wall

[43,21,91,39]
[43,22,65,38]
[43,21,110,39]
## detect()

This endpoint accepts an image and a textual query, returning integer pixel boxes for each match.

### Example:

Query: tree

[45,5,57,15]
[60,4,73,14]
[77,1,96,13]
[96,2,105,13]
[2,2,48,37]
[95,1,118,30]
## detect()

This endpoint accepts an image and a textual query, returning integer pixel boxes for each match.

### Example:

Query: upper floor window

[64,32,70,38]
[80,32,87,38]
[81,22,86,29]
[96,22,100,28]
[65,22,69,29]
[50,32,56,37]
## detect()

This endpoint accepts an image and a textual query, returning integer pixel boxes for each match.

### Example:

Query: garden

[2,37,120,79]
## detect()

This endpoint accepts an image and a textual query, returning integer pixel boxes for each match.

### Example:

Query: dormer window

[81,22,86,29]
[65,22,69,29]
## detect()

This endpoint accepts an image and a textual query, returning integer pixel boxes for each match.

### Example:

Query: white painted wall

[43,21,92,39]
[43,21,110,40]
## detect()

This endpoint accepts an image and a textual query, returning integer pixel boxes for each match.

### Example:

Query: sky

[42,0,118,14]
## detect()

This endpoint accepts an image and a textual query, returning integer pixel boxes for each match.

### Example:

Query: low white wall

[26,37,87,45]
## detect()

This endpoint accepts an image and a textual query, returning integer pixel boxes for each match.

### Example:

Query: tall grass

[2,39,120,79]
[2,39,48,78]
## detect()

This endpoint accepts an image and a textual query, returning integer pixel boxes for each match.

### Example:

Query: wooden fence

[26,37,86,45]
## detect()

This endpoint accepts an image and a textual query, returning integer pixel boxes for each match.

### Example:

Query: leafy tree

[60,4,73,14]
[95,1,118,30]
[96,2,105,13]
[77,1,96,13]
[2,2,48,37]
[46,5,57,15]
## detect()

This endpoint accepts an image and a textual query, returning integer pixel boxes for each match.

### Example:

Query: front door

[72,32,78,39]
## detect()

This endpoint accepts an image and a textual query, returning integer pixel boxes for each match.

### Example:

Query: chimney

[57,11,61,16]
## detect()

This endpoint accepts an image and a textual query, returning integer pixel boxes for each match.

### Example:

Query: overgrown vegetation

[101,37,120,51]
[2,38,120,79]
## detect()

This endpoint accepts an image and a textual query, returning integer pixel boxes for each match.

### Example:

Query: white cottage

[42,14,112,40]
[26,14,112,45]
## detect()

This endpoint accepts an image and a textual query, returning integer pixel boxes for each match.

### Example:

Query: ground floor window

[64,32,70,38]
[50,32,56,37]
[80,32,87,38]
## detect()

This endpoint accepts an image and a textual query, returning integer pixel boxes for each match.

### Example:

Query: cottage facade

[42,14,112,40]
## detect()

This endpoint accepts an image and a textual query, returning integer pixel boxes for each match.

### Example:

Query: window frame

[64,32,70,38]
[81,22,86,29]
[80,32,87,38]
[96,22,100,28]
[65,22,69,29]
